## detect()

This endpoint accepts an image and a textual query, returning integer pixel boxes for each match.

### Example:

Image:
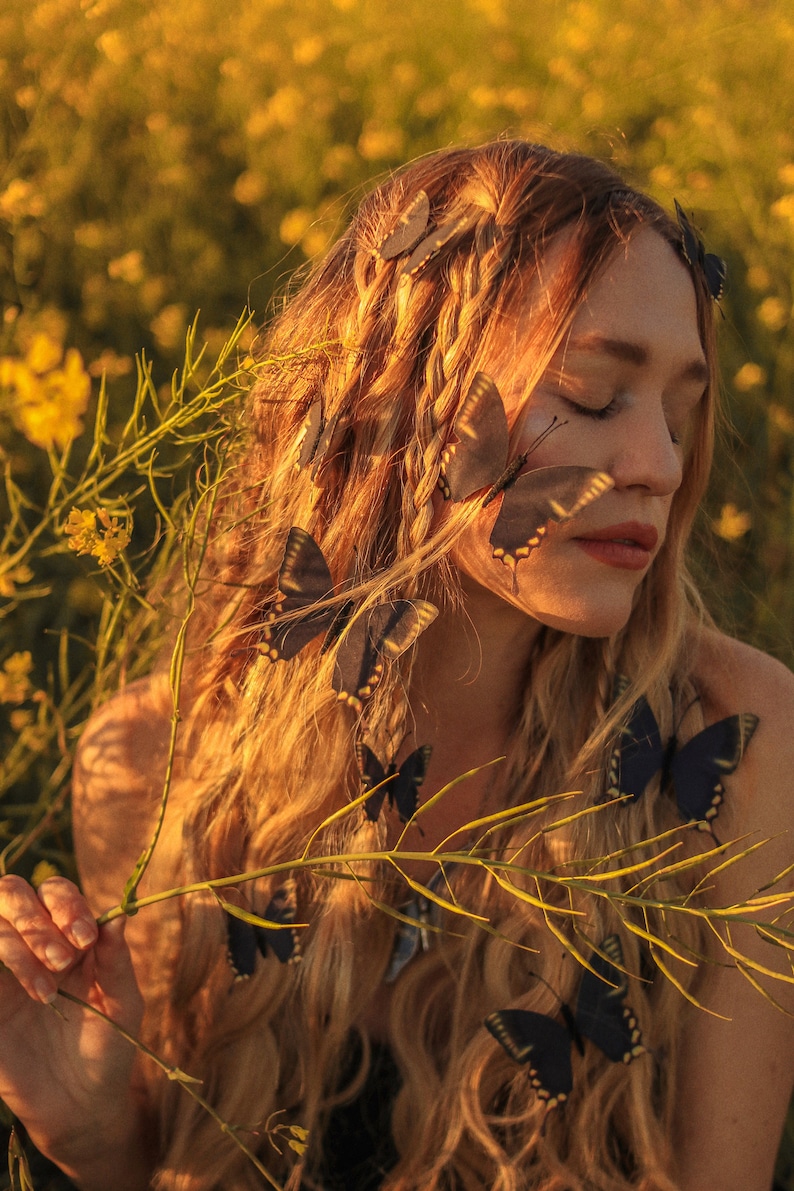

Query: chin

[517,596,636,639]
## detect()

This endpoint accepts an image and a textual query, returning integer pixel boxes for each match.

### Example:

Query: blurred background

[0,0,793,1184]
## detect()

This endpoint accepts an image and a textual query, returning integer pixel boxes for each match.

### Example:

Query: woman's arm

[0,882,152,1191]
[674,636,794,1191]
[0,675,176,1189]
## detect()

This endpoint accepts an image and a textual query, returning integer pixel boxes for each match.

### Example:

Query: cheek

[514,400,598,471]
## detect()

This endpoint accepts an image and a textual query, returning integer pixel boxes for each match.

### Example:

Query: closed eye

[563,396,619,422]
[564,396,683,446]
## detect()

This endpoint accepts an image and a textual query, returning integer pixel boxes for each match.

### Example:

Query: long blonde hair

[143,140,719,1190]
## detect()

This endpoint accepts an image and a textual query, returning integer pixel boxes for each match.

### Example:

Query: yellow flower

[27,332,63,374]
[1,337,91,450]
[0,561,34,598]
[769,404,794,435]
[64,506,132,566]
[0,651,33,703]
[31,861,60,888]
[714,503,751,542]
[0,178,45,221]
[757,297,789,333]
[733,363,767,392]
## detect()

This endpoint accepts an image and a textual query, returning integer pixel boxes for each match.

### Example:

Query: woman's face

[451,229,708,638]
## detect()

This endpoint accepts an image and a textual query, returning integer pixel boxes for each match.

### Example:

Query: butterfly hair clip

[356,741,432,823]
[439,372,614,574]
[254,527,438,712]
[485,935,645,1112]
[375,190,431,261]
[605,675,758,837]
[674,200,727,302]
[225,880,302,979]
[374,186,470,278]
[294,398,347,487]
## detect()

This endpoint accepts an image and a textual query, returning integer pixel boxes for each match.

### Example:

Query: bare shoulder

[72,672,173,914]
[691,626,794,882]
[693,625,794,721]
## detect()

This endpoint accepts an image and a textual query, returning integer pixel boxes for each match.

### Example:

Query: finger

[0,875,82,984]
[91,917,144,1033]
[37,877,98,951]
[0,918,59,1004]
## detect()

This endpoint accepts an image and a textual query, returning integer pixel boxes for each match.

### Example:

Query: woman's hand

[0,874,150,1188]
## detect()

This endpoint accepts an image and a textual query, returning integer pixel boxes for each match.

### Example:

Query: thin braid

[594,635,617,725]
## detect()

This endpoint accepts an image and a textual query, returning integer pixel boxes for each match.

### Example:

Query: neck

[409,571,542,754]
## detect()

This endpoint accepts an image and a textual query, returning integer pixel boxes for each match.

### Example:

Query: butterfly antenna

[481,418,567,507]
[528,415,566,456]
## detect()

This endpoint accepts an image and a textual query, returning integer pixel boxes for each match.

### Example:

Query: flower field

[1,0,793,1184]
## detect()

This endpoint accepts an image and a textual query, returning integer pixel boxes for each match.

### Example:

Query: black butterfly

[377,190,431,261]
[439,372,614,572]
[606,677,759,830]
[675,200,727,302]
[356,743,432,822]
[484,935,644,1110]
[258,527,438,711]
[225,880,301,979]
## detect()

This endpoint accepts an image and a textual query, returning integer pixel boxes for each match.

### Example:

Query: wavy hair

[140,140,720,1190]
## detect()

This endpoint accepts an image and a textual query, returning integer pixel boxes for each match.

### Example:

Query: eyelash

[564,398,683,446]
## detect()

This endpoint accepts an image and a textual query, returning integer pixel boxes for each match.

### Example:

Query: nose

[606,407,683,496]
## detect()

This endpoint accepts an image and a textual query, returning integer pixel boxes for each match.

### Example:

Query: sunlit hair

[140,139,720,1190]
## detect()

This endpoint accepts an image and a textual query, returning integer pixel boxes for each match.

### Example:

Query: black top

[306,1041,401,1191]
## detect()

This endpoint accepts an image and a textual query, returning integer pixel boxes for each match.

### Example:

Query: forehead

[488,228,705,401]
[562,229,702,354]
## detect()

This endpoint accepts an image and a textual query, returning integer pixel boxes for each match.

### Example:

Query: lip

[572,521,659,571]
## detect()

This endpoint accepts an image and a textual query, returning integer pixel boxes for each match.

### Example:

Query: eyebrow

[565,334,710,385]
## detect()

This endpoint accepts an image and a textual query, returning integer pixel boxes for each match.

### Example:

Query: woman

[1,140,793,1191]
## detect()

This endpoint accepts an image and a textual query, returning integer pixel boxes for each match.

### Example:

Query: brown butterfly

[376,190,431,261]
[440,373,614,572]
[294,399,346,485]
[258,527,347,661]
[400,215,468,277]
[334,600,438,712]
[258,528,437,711]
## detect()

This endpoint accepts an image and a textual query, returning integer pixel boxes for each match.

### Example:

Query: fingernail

[71,920,97,948]
[45,943,72,971]
[34,977,57,1004]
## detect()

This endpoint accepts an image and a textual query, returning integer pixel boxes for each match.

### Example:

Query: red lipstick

[573,522,659,571]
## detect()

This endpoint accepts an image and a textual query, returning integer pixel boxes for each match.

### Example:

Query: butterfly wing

[675,199,726,302]
[489,466,614,572]
[310,410,348,487]
[607,694,665,801]
[334,600,438,711]
[377,190,431,261]
[226,913,258,980]
[357,742,390,822]
[400,215,467,277]
[254,880,301,964]
[703,253,727,302]
[390,744,433,822]
[261,528,337,660]
[575,936,644,1065]
[295,400,324,470]
[670,713,759,825]
[439,372,510,502]
[485,1010,573,1107]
